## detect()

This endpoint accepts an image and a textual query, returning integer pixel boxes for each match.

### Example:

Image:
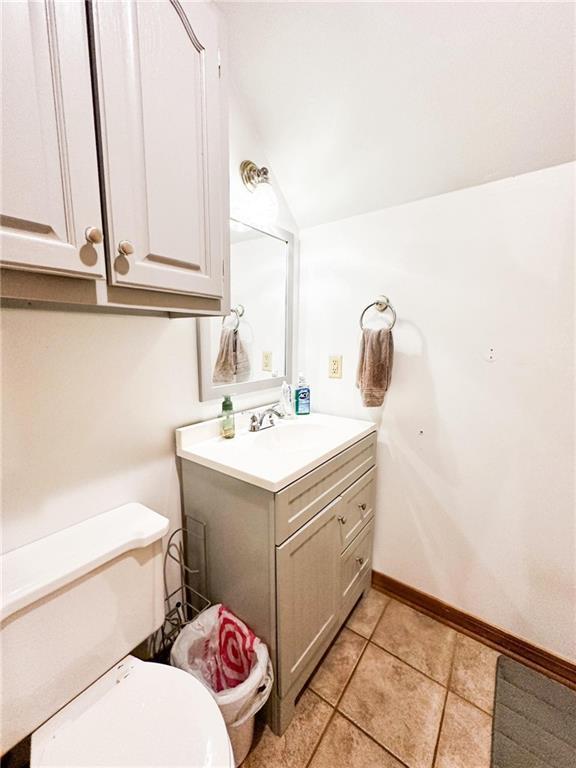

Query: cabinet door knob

[356,556,365,566]
[85,226,103,244]
[118,240,135,256]
[358,503,367,511]
[337,515,347,525]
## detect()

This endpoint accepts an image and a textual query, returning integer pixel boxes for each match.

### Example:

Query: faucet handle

[249,413,259,432]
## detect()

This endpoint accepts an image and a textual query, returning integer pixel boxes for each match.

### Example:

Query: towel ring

[359,295,396,330]
[226,304,245,331]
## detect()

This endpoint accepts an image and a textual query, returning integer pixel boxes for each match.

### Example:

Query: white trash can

[171,605,273,766]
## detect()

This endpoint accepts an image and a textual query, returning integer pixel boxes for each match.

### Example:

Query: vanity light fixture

[239,160,279,224]
[240,160,271,190]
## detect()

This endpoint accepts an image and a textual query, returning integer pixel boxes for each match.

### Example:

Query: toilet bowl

[32,656,234,768]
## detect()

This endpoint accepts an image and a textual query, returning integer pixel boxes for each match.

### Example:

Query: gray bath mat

[491,655,576,768]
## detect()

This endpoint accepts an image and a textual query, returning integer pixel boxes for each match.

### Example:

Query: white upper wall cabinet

[91,0,227,298]
[0,1,105,279]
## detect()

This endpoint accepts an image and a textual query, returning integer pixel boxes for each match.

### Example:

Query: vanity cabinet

[180,432,377,734]
[1,0,229,316]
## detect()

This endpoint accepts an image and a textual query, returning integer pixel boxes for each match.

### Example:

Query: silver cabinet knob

[356,556,365,566]
[337,515,347,525]
[85,226,103,244]
[118,240,134,256]
[358,503,367,512]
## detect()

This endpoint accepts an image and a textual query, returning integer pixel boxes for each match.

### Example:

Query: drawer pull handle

[356,556,365,566]
[358,503,367,511]
[337,515,347,525]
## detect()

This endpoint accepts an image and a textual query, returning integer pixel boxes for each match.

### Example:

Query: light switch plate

[329,355,343,378]
[262,351,273,372]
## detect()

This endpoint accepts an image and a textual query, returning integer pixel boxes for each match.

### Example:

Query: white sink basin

[243,419,334,454]
[176,412,376,491]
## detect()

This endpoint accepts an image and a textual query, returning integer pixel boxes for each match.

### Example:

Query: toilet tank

[0,503,169,755]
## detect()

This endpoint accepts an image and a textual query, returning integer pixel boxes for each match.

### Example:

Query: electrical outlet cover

[329,355,343,378]
[262,351,273,372]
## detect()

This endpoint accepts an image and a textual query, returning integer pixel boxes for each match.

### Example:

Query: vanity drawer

[340,519,373,619]
[337,468,375,551]
[274,433,376,545]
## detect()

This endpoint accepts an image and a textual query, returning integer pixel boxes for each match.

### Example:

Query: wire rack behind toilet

[151,520,211,659]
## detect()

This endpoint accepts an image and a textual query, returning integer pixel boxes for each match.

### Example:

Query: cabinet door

[276,497,341,695]
[91,0,227,297]
[0,1,104,278]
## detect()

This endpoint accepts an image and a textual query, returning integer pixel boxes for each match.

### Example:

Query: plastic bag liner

[170,604,273,728]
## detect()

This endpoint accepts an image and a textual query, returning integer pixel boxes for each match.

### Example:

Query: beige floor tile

[450,634,499,714]
[346,588,390,638]
[242,689,332,768]
[434,692,492,768]
[339,643,445,768]
[309,628,367,705]
[309,712,406,768]
[372,600,456,684]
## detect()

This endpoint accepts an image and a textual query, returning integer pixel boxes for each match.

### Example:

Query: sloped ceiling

[219,1,575,228]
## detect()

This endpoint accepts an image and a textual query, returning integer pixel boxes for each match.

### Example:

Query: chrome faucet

[249,404,285,431]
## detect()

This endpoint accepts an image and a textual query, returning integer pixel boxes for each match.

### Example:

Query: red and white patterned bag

[203,605,259,692]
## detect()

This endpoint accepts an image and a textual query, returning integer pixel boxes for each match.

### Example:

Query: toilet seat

[31,656,234,768]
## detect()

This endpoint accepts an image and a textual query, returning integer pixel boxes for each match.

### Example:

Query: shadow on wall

[374,319,527,633]
[378,319,459,481]
[0,310,200,553]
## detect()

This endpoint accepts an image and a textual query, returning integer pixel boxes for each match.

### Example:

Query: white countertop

[176,412,376,492]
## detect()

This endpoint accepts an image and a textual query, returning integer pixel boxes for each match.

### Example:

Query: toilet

[0,503,234,767]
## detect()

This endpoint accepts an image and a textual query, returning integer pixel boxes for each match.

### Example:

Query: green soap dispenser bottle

[220,395,235,439]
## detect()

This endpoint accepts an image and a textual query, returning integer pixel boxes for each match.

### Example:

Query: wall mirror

[197,219,295,401]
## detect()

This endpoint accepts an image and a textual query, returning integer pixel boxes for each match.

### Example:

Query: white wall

[0,81,297,555]
[222,2,575,228]
[299,162,575,661]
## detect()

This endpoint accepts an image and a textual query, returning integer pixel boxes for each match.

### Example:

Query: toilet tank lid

[1,504,169,621]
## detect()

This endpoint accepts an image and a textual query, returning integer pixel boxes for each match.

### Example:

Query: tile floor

[242,590,500,768]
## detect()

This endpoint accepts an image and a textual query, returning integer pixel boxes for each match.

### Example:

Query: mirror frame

[196,219,296,402]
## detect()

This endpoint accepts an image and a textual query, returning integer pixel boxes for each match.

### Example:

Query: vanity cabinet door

[276,497,341,696]
[0,1,104,278]
[91,0,228,298]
